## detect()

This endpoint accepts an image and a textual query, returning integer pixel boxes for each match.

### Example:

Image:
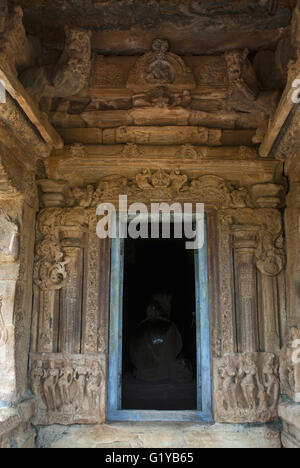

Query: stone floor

[37,422,281,449]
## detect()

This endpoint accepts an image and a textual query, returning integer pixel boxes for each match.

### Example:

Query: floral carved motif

[34,210,71,291]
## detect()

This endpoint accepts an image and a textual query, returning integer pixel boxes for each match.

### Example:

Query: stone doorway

[107,218,212,422]
[122,236,197,411]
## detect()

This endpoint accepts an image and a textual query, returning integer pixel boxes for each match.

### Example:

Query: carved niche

[280,323,300,403]
[127,39,196,89]
[214,353,280,423]
[30,353,106,425]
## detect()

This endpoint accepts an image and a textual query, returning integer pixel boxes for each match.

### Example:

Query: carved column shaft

[285,180,300,322]
[232,226,259,353]
[258,273,280,353]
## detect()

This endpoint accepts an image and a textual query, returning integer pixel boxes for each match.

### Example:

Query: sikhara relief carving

[21,27,92,101]
[280,323,300,403]
[214,353,280,423]
[30,354,105,425]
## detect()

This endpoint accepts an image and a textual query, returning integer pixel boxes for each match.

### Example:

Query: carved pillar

[285,162,300,323]
[217,212,235,355]
[232,225,259,353]
[59,228,86,354]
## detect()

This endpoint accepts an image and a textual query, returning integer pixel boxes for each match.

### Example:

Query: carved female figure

[31,360,45,400]
[57,360,73,409]
[263,354,279,408]
[239,356,258,410]
[43,360,59,412]
[86,361,102,411]
[219,356,238,411]
[75,359,88,410]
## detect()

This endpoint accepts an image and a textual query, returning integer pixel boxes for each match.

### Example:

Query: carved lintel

[214,352,280,423]
[30,353,106,425]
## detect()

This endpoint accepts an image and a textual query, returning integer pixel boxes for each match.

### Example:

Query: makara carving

[214,353,280,423]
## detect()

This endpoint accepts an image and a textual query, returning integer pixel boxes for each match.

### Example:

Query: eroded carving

[0,6,36,75]
[0,209,19,262]
[30,354,105,425]
[34,210,72,291]
[214,353,279,423]
[127,39,195,89]
[21,27,92,101]
[132,86,192,109]
[280,324,300,403]
[38,175,285,212]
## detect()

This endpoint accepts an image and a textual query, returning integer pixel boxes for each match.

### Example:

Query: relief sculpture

[30,354,105,425]
[214,353,280,423]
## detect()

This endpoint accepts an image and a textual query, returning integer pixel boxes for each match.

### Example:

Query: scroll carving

[30,354,105,425]
[214,353,280,423]
[34,236,69,291]
[255,231,285,277]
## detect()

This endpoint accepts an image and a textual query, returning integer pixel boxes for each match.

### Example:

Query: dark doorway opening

[122,230,197,410]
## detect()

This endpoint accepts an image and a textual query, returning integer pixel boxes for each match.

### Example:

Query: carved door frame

[107,214,212,422]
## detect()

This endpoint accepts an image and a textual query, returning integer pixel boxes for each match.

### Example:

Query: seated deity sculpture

[129,294,192,383]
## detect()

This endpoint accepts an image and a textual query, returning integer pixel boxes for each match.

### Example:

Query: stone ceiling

[7,0,295,54]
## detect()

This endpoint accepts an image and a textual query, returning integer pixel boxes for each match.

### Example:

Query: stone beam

[0,58,63,150]
[260,3,300,158]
